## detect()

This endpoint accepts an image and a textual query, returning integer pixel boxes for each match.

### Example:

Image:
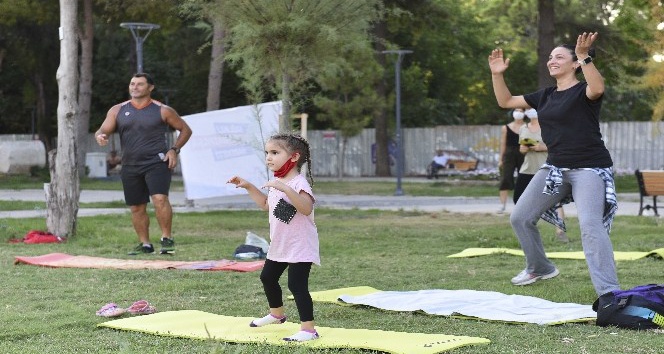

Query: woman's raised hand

[488,48,510,75]
[576,32,598,57]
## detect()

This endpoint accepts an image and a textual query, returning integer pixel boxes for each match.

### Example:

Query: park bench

[426,150,479,178]
[635,169,664,216]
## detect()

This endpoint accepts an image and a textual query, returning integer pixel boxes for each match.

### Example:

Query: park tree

[47,0,80,237]
[222,0,382,132]
[76,0,93,177]
[536,0,555,89]
[206,15,227,111]
[179,0,231,111]
[469,0,653,122]
[1,0,661,148]
[0,0,60,148]
[370,0,490,175]
[314,40,384,178]
[641,0,664,122]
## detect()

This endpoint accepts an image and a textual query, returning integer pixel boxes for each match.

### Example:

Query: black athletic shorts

[120,162,172,206]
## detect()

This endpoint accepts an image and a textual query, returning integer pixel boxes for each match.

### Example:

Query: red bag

[21,230,65,244]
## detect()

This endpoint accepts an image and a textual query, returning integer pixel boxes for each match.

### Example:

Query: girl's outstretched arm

[227,176,268,211]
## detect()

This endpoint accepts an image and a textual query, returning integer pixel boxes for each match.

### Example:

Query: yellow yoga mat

[98,310,490,354]
[447,247,664,260]
[287,286,380,306]
[308,286,381,304]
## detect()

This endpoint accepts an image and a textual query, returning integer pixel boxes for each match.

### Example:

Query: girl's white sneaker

[283,330,320,342]
[249,314,286,327]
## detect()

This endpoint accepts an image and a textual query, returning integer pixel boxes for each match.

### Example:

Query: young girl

[227,133,320,342]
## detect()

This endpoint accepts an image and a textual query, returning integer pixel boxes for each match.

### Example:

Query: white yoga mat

[338,289,596,325]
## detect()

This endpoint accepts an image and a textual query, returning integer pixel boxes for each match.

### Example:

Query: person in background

[228,133,320,342]
[513,108,568,243]
[95,73,192,255]
[497,108,526,213]
[427,149,451,179]
[488,32,620,296]
[106,150,122,173]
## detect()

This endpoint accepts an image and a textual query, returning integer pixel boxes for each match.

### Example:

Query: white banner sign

[180,101,281,200]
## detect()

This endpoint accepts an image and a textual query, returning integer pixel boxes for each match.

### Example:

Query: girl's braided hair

[268,133,314,186]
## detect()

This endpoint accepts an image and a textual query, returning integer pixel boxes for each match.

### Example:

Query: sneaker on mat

[283,330,320,342]
[128,243,154,255]
[511,267,560,286]
[160,237,175,254]
[249,314,287,327]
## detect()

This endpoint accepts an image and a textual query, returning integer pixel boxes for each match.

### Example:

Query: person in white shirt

[427,149,451,179]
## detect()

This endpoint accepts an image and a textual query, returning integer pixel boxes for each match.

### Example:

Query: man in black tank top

[95,73,192,255]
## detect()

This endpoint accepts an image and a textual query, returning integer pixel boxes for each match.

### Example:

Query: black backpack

[233,244,266,260]
[593,284,664,330]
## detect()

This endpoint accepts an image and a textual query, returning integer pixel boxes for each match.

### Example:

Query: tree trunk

[537,0,555,89]
[372,20,390,176]
[34,73,52,151]
[48,0,80,238]
[206,18,226,111]
[77,0,93,177]
[280,72,292,132]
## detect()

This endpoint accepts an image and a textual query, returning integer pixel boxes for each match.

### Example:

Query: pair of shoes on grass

[511,267,560,286]
[127,237,175,255]
[96,300,157,318]
[249,314,319,342]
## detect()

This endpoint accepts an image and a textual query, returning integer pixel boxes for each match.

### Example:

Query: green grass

[0,200,128,211]
[1,209,663,353]
[0,172,641,196]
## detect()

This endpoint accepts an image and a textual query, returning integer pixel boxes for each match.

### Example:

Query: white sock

[283,330,319,342]
[250,314,286,327]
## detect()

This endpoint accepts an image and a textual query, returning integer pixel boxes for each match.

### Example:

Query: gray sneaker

[160,237,175,254]
[555,229,570,243]
[511,268,560,286]
[128,243,154,255]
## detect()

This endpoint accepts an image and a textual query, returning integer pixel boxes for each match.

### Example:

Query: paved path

[0,188,645,219]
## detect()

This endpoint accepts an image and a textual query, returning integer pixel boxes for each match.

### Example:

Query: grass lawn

[0,172,641,196]
[1,207,663,353]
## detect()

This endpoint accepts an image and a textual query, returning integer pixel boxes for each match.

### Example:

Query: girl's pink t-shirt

[267,174,320,265]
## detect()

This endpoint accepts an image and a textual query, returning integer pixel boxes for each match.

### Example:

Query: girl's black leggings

[260,259,314,322]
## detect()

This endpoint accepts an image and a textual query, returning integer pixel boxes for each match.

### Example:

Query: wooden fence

[306,122,664,177]
[3,121,663,177]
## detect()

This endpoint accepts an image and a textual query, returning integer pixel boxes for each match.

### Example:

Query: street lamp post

[120,22,160,73]
[382,49,412,196]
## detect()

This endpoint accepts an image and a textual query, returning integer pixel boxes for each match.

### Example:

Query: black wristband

[169,146,180,154]
[577,56,593,66]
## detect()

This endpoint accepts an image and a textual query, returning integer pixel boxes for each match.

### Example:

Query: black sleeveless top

[116,100,169,166]
[505,124,520,148]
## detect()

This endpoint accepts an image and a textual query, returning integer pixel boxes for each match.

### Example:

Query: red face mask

[273,156,297,178]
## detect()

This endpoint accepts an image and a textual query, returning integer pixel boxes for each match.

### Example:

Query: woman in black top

[498,108,526,213]
[488,32,620,296]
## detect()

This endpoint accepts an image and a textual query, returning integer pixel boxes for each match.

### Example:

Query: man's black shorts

[120,162,171,206]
